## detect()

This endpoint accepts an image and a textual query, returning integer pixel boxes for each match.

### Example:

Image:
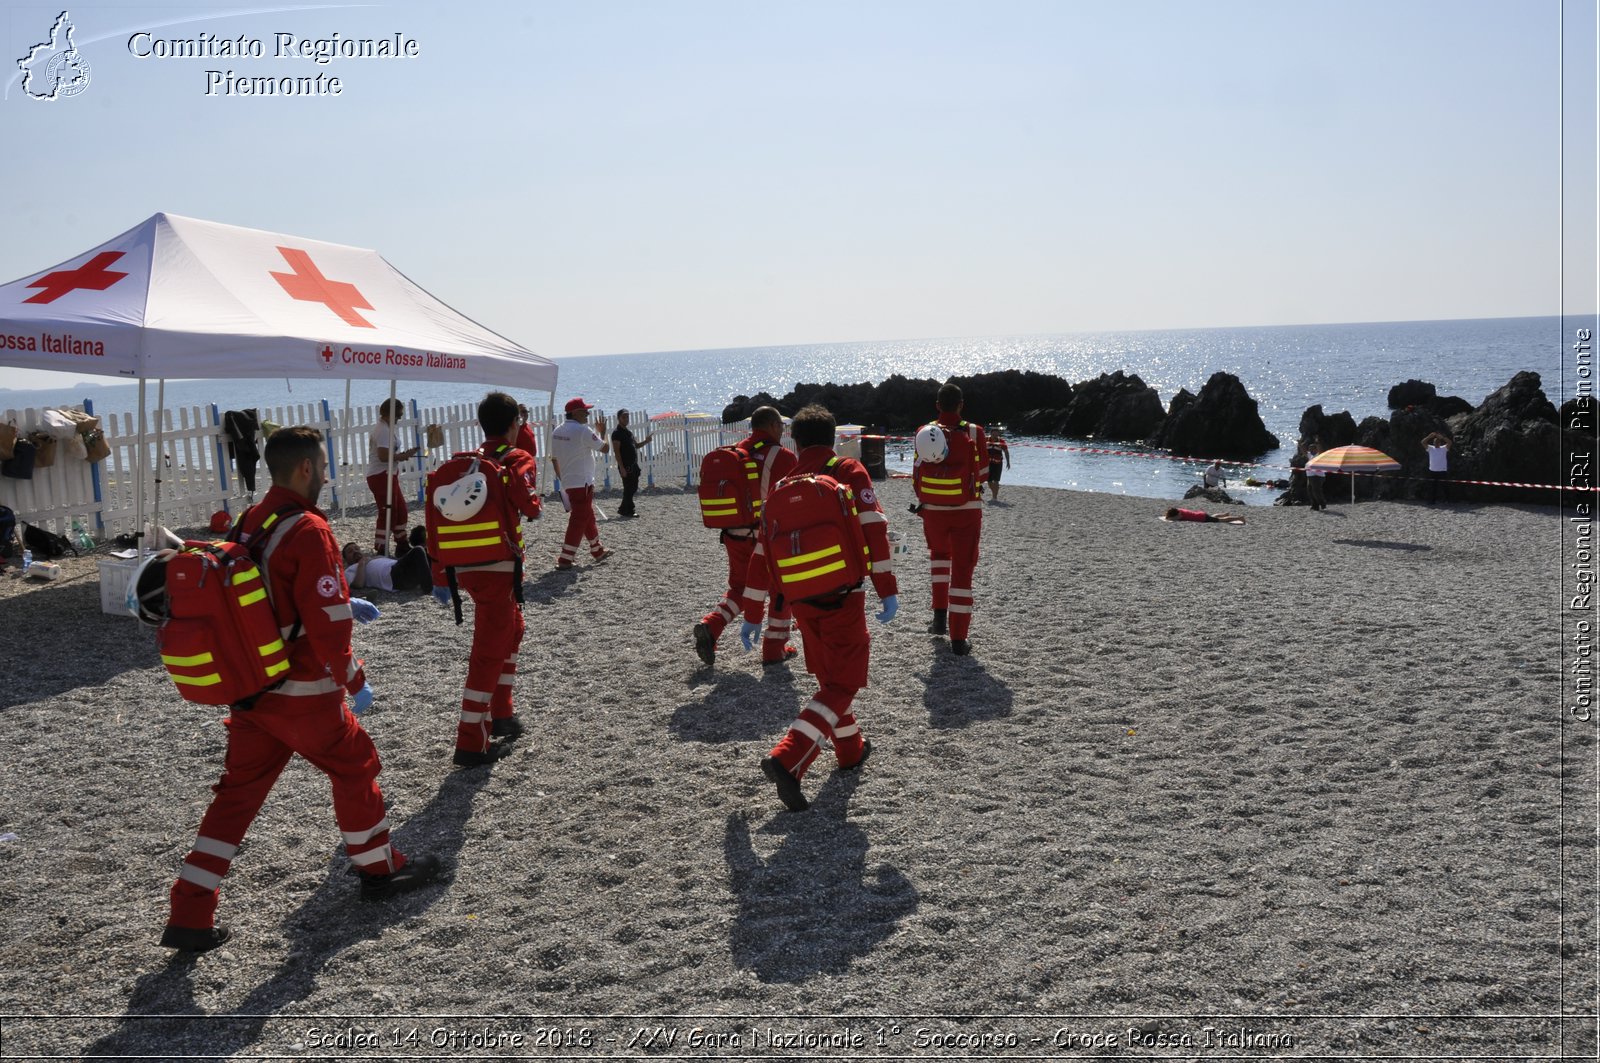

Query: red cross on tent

[24,251,130,304]
[270,246,376,328]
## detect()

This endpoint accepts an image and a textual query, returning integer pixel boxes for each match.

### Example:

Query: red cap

[564,397,595,414]
[209,510,231,534]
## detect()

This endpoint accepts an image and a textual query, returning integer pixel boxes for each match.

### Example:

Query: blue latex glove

[350,597,380,624]
[875,594,898,624]
[739,620,762,650]
[431,585,452,606]
[351,684,374,716]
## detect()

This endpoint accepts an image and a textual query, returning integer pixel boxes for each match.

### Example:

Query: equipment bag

[0,505,16,559]
[0,422,16,460]
[760,468,870,604]
[912,420,979,506]
[157,540,294,707]
[426,451,523,625]
[22,521,76,559]
[2,437,36,480]
[29,432,56,469]
[698,444,761,528]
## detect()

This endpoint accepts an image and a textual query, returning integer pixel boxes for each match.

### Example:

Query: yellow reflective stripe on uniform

[702,508,739,518]
[776,544,843,568]
[701,497,738,506]
[257,639,285,657]
[231,568,261,586]
[781,559,847,584]
[920,486,963,495]
[921,476,963,485]
[237,588,267,606]
[171,673,223,687]
[440,537,502,550]
[440,521,500,533]
[264,660,290,678]
[161,651,216,667]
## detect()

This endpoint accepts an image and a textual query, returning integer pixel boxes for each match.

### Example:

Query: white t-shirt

[367,421,400,477]
[550,418,605,488]
[346,557,397,593]
[1202,466,1226,488]
[1427,444,1448,472]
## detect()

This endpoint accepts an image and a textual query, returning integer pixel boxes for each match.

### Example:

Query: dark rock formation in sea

[1151,372,1279,458]
[725,370,1075,434]
[1386,378,1474,419]
[1056,371,1164,441]
[1183,485,1238,505]
[1297,405,1359,450]
[1445,371,1561,503]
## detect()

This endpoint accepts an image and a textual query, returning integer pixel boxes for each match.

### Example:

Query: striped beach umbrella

[1307,445,1401,502]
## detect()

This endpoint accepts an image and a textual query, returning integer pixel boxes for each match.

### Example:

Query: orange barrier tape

[855,433,1595,492]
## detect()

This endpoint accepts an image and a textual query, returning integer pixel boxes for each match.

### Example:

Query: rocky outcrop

[1183,485,1238,505]
[1152,372,1279,458]
[1297,405,1358,450]
[1445,371,1560,503]
[1387,379,1436,408]
[1057,372,1164,441]
[729,370,1077,433]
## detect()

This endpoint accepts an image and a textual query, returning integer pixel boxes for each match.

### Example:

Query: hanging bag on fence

[426,424,445,449]
[30,432,57,469]
[0,422,17,461]
[2,436,37,480]
[82,428,110,464]
[64,432,88,461]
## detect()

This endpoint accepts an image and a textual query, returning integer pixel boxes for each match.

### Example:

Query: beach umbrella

[1307,445,1401,503]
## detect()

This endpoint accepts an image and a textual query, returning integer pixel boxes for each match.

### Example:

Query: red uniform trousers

[454,568,525,753]
[557,485,605,565]
[366,472,408,555]
[168,690,402,930]
[768,591,869,779]
[921,507,982,640]
[700,533,792,661]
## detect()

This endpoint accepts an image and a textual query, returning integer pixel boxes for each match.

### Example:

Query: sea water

[0,315,1576,500]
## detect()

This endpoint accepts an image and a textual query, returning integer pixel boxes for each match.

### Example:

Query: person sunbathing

[1164,507,1246,524]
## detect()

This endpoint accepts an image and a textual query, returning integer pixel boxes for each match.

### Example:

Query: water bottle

[21,548,32,571]
[71,520,93,552]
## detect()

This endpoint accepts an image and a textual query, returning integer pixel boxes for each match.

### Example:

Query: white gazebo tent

[0,212,558,556]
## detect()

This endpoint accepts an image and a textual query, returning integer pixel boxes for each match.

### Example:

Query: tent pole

[135,378,147,561]
[383,379,397,555]
[152,378,167,542]
[341,378,352,522]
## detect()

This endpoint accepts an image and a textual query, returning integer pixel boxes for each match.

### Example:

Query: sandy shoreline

[0,481,1588,1059]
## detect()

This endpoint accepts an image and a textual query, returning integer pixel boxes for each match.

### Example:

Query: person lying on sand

[1164,507,1246,525]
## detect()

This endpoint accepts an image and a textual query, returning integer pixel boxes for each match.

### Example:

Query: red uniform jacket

[743,445,897,622]
[237,485,365,698]
[426,438,543,588]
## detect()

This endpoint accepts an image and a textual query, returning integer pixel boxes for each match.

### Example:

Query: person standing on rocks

[913,383,989,655]
[740,404,898,812]
[549,398,611,568]
[1423,431,1452,503]
[160,426,441,952]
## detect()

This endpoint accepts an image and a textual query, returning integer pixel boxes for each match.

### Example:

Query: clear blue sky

[1,0,1593,391]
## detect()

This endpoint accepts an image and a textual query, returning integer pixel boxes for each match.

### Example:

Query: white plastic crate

[98,558,137,616]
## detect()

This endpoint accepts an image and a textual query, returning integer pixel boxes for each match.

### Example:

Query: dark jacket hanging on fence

[223,409,261,493]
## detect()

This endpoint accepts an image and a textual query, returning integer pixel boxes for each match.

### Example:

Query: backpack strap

[228,501,309,641]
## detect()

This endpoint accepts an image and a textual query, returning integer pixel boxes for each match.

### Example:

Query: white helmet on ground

[914,423,949,464]
[127,549,177,626]
[434,460,489,521]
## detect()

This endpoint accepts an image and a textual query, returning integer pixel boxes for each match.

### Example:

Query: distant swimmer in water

[1164,507,1246,524]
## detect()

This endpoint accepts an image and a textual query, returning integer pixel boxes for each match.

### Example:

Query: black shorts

[987,462,1003,484]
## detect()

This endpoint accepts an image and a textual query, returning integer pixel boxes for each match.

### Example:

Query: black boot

[927,609,947,635]
[360,854,444,901]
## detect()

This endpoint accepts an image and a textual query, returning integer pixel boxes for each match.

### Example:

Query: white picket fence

[1,399,747,540]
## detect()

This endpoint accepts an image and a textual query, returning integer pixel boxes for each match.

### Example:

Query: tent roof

[0,212,557,391]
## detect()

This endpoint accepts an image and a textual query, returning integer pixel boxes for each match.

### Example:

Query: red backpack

[760,461,870,604]
[698,444,763,528]
[425,451,523,623]
[912,420,980,505]
[149,505,303,708]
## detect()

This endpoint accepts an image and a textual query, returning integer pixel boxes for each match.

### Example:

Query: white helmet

[127,549,177,626]
[434,460,489,521]
[914,423,949,464]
